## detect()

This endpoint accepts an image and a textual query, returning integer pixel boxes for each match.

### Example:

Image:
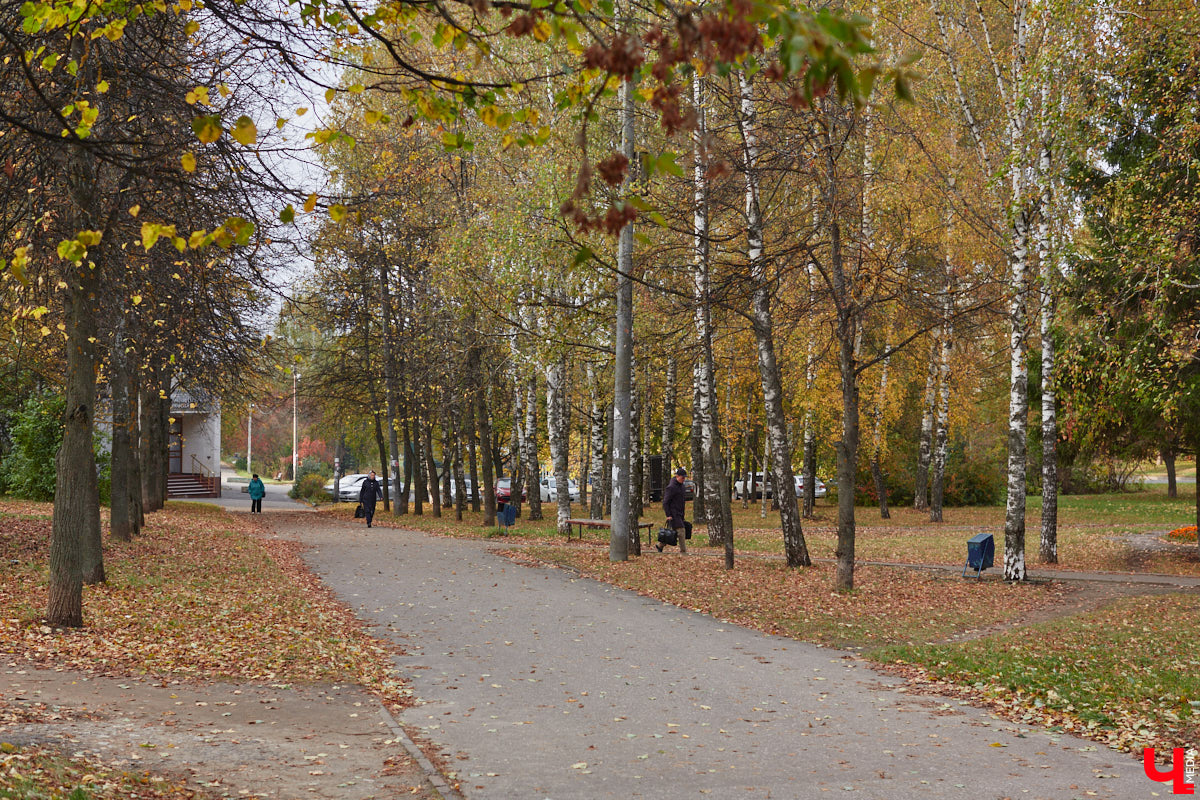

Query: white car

[325,473,389,503]
[734,472,772,500]
[735,472,826,499]
[794,474,827,498]
[539,476,580,503]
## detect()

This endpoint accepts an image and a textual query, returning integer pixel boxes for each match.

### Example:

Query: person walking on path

[248,473,265,514]
[659,466,691,551]
[358,471,382,528]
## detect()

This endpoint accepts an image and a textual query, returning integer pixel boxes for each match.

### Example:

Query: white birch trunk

[588,365,606,520]
[693,72,729,564]
[546,358,571,535]
[930,289,954,522]
[1036,113,1058,563]
[914,340,938,511]
[610,69,635,560]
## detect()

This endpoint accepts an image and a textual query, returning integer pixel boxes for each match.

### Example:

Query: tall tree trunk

[802,321,818,518]
[400,420,412,515]
[662,355,677,474]
[734,70,811,563]
[1003,209,1032,581]
[869,326,892,520]
[1036,124,1059,564]
[524,376,543,521]
[510,383,524,516]
[588,365,606,519]
[424,420,441,518]
[378,257,403,514]
[914,341,938,512]
[602,400,614,518]
[469,336,496,526]
[453,410,467,521]
[579,411,590,509]
[411,417,425,515]
[109,326,134,542]
[468,398,480,512]
[126,366,144,533]
[547,357,572,535]
[930,292,953,522]
[690,363,705,526]
[48,259,102,625]
[823,111,858,592]
[610,66,636,561]
[630,361,643,523]
[1162,446,1177,499]
[693,72,731,565]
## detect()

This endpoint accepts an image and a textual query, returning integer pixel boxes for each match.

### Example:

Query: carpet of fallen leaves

[0,742,214,799]
[878,592,1200,757]
[1,499,415,800]
[508,544,1068,648]
[0,501,405,703]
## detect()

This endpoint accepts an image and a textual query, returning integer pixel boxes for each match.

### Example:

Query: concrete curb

[375,700,464,800]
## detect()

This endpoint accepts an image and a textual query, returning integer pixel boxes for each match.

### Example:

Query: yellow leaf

[129,205,140,217]
[230,116,257,146]
[303,194,318,213]
[181,152,196,172]
[184,19,199,36]
[329,204,348,222]
[132,295,143,305]
[96,80,109,93]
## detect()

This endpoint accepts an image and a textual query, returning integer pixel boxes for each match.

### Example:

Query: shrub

[289,472,329,503]
[2,390,64,500]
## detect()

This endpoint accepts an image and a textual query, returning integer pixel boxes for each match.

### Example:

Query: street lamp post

[292,369,300,480]
[247,403,254,476]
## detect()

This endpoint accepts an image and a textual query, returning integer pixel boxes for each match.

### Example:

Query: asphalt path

[291,516,1156,800]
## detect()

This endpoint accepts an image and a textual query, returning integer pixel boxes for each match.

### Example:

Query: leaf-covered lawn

[877,592,1200,756]
[354,493,1200,575]
[0,742,210,799]
[0,499,408,698]
[509,545,1066,648]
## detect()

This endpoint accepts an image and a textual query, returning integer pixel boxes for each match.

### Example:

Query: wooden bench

[565,518,655,544]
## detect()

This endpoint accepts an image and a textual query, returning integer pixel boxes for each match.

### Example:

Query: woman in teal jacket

[248,474,265,513]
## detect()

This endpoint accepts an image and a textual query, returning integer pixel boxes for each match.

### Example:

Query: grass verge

[876,592,1200,754]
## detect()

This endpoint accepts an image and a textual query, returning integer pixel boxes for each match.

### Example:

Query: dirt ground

[0,662,448,799]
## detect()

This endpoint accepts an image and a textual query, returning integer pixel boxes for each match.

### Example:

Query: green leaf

[280,204,296,224]
[329,204,348,222]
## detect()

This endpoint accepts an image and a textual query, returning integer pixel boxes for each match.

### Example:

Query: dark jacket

[663,477,687,527]
[358,477,382,510]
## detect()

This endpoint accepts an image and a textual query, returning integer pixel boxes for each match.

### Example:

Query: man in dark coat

[659,467,692,552]
[358,471,383,528]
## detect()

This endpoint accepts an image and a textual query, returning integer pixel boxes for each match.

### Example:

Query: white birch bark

[662,355,677,476]
[930,289,954,522]
[739,72,808,564]
[914,340,938,512]
[869,325,892,519]
[693,72,730,564]
[546,357,571,536]
[524,375,543,520]
[610,67,635,560]
[1036,100,1058,563]
[588,365,606,520]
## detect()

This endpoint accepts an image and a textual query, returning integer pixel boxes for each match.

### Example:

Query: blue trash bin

[964,533,994,578]
[500,504,517,531]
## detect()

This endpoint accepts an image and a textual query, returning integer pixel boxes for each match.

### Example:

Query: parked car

[733,472,773,500]
[734,472,826,500]
[539,476,580,503]
[495,477,526,504]
[449,478,474,500]
[794,474,827,498]
[683,478,695,501]
[325,473,390,503]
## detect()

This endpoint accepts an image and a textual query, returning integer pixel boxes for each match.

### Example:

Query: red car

[495,478,526,503]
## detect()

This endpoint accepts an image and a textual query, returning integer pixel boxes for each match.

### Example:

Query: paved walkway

[289,514,1155,800]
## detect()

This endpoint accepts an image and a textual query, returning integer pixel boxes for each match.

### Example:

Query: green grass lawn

[877,592,1200,753]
